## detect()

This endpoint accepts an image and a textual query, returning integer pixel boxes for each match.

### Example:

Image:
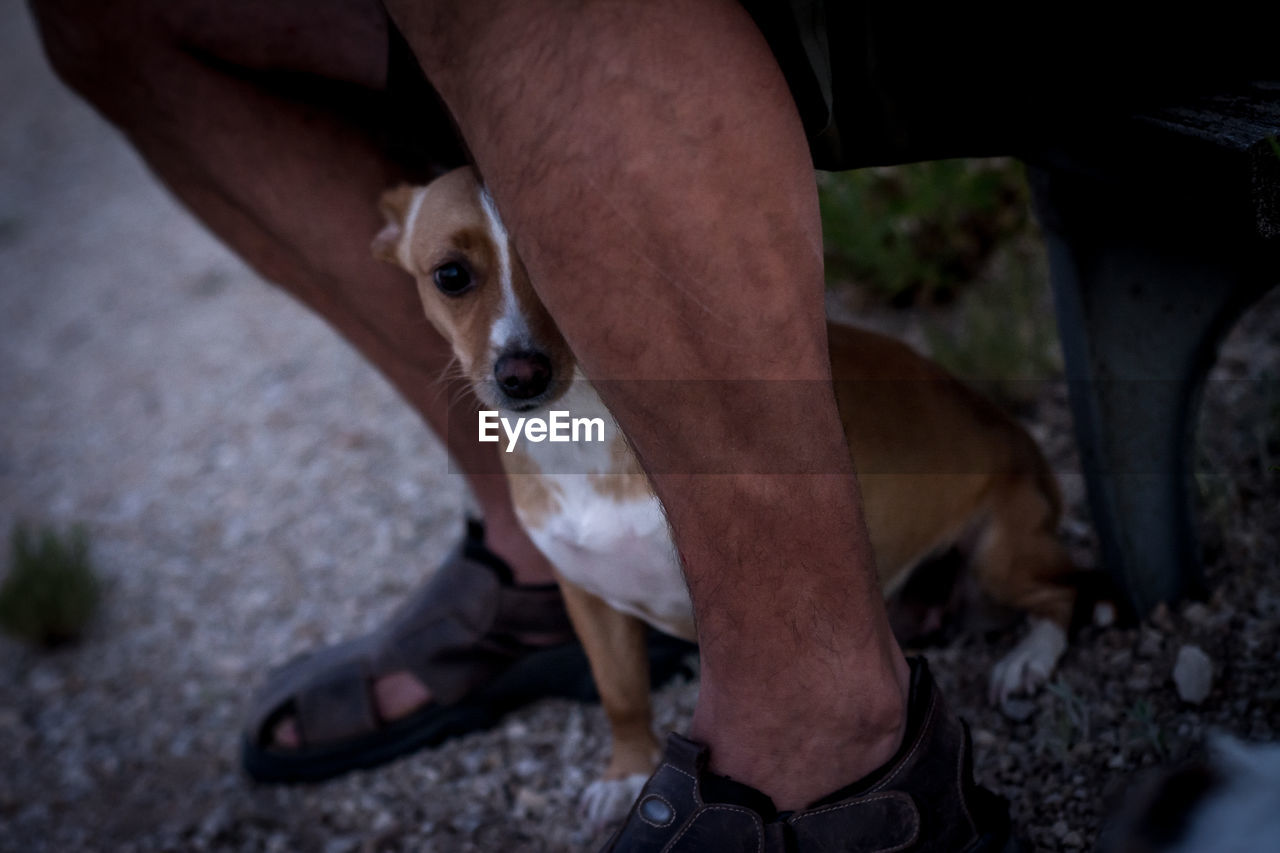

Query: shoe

[241,519,694,783]
[600,657,1020,852]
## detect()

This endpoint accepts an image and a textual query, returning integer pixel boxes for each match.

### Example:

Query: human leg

[388,0,908,809]
[29,0,563,744]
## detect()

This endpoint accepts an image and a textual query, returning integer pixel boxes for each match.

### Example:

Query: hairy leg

[391,0,909,808]
[31,0,556,735]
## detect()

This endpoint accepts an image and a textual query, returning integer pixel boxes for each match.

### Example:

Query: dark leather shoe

[600,658,1019,852]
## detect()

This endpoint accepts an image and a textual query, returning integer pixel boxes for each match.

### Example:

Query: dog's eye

[433,262,474,296]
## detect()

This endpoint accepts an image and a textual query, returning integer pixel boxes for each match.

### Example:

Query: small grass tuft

[1125,698,1168,759]
[0,521,100,647]
[818,159,1030,306]
[1045,679,1091,759]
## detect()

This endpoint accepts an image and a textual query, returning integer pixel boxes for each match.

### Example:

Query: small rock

[1137,629,1163,659]
[1093,600,1117,628]
[1150,602,1175,632]
[512,758,541,779]
[972,728,997,748]
[1182,601,1213,628]
[28,666,65,695]
[1173,645,1213,704]
[0,707,23,733]
[1000,698,1037,722]
[512,786,549,818]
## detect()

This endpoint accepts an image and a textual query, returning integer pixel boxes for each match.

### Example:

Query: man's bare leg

[391,0,909,809]
[30,0,558,738]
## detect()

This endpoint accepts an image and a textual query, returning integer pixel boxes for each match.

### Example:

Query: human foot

[241,519,581,782]
[688,639,910,810]
[267,517,562,750]
[600,659,1020,852]
[242,519,696,783]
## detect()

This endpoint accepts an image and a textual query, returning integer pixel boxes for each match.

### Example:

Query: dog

[373,166,1087,822]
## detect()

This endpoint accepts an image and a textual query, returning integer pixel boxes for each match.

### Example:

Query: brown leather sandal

[600,657,1022,852]
[241,519,693,784]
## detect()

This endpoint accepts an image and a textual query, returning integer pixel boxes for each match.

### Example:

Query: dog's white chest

[538,486,692,640]
[505,387,695,640]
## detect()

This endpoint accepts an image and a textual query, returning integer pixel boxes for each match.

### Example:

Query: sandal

[600,658,1022,852]
[241,519,694,783]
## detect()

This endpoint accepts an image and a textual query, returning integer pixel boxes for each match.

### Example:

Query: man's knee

[29,0,168,108]
[32,0,389,112]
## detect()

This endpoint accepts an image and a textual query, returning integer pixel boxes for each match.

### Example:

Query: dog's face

[372,168,575,413]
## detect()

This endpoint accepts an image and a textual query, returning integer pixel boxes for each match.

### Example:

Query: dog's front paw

[581,773,649,826]
[989,617,1067,710]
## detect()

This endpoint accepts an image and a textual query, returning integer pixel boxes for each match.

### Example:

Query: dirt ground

[1,3,1277,851]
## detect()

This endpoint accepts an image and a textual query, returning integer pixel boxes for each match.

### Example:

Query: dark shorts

[381,21,469,180]
[385,2,1274,174]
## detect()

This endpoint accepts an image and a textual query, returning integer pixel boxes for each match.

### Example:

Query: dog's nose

[494,351,552,400]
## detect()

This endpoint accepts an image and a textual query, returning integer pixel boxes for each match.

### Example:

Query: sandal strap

[248,631,385,747]
[292,654,381,745]
[245,522,576,749]
[370,533,574,706]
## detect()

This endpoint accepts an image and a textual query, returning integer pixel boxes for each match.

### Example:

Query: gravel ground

[2,4,1277,851]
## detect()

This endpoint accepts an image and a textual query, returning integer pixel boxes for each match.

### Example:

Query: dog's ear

[371,185,416,264]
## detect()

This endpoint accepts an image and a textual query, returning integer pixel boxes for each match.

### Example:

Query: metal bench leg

[1028,166,1274,615]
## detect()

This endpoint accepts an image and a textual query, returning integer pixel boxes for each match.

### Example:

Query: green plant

[818,158,1030,306]
[922,240,1063,409]
[1045,679,1090,759]
[1125,698,1168,759]
[0,521,100,646]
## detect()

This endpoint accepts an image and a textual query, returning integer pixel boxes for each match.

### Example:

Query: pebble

[1137,629,1164,659]
[1173,645,1214,704]
[1182,602,1213,628]
[28,666,66,695]
[512,758,542,779]
[0,707,23,733]
[973,728,997,748]
[1000,698,1037,722]
[1150,603,1176,633]
[513,787,550,818]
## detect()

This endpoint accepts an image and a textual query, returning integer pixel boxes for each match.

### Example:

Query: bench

[750,1,1280,613]
[1023,83,1280,614]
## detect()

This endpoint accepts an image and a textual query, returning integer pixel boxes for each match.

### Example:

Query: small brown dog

[374,167,1083,822]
